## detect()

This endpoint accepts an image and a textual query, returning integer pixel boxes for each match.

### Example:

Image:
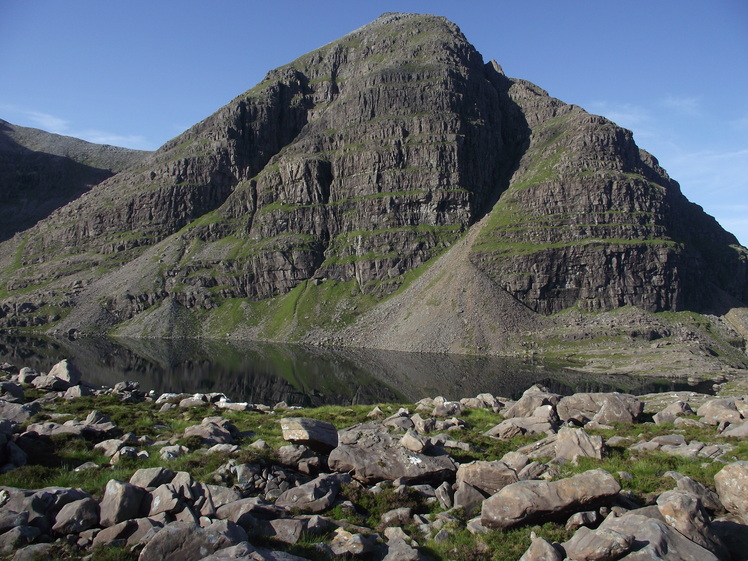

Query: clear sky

[1,1,746,245]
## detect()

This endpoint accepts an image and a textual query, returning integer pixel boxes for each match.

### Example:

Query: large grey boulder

[555,427,606,461]
[51,496,99,534]
[519,534,564,561]
[556,393,642,424]
[697,399,742,425]
[656,490,727,557]
[0,401,41,424]
[0,486,88,534]
[130,467,177,489]
[481,469,620,530]
[455,460,518,496]
[47,359,82,386]
[328,422,457,484]
[99,479,146,527]
[183,417,236,446]
[714,461,748,523]
[279,417,338,452]
[138,520,246,561]
[485,415,556,439]
[653,401,694,425]
[215,497,288,531]
[562,526,633,561]
[502,385,561,419]
[597,511,721,560]
[274,473,350,513]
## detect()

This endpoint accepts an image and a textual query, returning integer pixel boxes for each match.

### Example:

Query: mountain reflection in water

[0,334,713,407]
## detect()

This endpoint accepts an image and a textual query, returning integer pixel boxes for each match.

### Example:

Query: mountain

[0,13,746,374]
[0,119,150,242]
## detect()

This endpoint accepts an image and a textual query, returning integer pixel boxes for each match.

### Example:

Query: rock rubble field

[0,359,747,560]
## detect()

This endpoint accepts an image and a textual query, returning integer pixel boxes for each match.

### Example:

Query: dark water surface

[0,334,713,407]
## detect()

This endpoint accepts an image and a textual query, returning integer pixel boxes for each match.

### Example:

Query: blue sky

[1,1,747,244]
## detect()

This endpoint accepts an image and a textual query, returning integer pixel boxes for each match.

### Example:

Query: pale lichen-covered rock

[555,427,606,461]
[556,393,642,425]
[715,461,748,523]
[502,385,561,419]
[328,422,457,484]
[697,399,742,426]
[279,417,338,452]
[481,469,620,529]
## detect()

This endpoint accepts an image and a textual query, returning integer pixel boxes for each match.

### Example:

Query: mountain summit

[1,13,746,370]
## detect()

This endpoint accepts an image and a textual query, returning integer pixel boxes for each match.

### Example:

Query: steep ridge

[0,12,746,365]
[470,80,748,315]
[0,119,149,242]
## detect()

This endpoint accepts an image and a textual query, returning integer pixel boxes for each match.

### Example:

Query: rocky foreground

[0,360,747,560]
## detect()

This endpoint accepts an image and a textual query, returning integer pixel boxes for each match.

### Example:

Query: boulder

[130,467,177,489]
[453,481,488,518]
[519,534,564,561]
[667,474,724,515]
[491,417,556,439]
[656,490,727,557]
[328,422,457,484]
[0,401,41,424]
[183,417,236,446]
[99,479,146,527]
[279,417,338,452]
[51,497,99,534]
[565,510,601,531]
[697,399,742,425]
[481,469,621,530]
[714,461,748,523]
[330,528,375,556]
[562,526,633,561]
[138,520,245,561]
[598,511,721,561]
[0,525,40,553]
[455,460,518,496]
[502,385,561,419]
[555,427,606,461]
[215,497,287,530]
[653,401,694,425]
[556,393,642,424]
[31,374,71,391]
[274,473,351,513]
[0,486,88,534]
[47,359,82,386]
[11,543,55,561]
[382,537,428,561]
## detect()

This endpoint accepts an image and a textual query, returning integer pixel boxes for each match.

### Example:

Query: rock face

[0,12,746,344]
[0,119,149,242]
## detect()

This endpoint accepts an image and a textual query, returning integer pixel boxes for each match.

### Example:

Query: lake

[0,334,713,407]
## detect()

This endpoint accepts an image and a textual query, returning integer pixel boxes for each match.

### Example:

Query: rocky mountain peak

[0,13,746,361]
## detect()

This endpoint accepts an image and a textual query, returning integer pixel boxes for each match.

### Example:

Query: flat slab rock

[328,422,457,484]
[481,468,621,529]
[280,417,338,452]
